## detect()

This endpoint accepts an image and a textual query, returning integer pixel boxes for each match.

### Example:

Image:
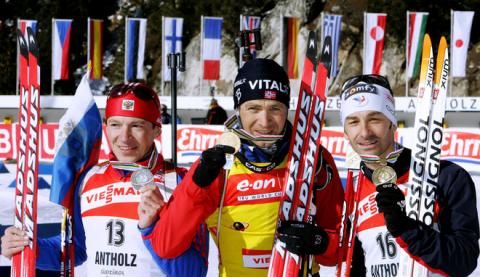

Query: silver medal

[131,168,154,190]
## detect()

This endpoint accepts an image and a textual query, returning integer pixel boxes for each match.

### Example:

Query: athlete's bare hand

[138,185,165,229]
[1,226,30,259]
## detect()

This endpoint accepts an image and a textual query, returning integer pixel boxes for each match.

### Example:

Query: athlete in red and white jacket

[340,74,479,277]
[1,83,208,277]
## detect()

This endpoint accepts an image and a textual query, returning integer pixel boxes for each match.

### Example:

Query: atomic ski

[268,30,329,277]
[12,26,40,277]
[401,35,449,277]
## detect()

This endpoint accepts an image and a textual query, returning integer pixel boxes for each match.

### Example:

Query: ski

[268,30,329,277]
[401,35,449,277]
[418,36,448,227]
[12,27,40,277]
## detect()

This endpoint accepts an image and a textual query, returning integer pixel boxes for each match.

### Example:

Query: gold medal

[131,168,154,190]
[372,165,397,186]
[217,131,241,154]
[217,132,241,170]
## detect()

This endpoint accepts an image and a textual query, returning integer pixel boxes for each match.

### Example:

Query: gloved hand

[277,221,329,255]
[193,145,235,188]
[375,183,416,237]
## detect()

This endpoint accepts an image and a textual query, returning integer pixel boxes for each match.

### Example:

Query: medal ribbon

[224,115,283,143]
[111,146,159,171]
[359,146,403,165]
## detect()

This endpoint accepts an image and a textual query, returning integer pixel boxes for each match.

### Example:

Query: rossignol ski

[400,35,449,277]
[268,30,329,277]
[12,27,40,277]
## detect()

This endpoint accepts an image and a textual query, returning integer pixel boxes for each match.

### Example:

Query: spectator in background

[161,104,172,124]
[161,104,182,124]
[206,98,227,125]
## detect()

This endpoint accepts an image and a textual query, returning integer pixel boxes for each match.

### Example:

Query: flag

[87,18,104,80]
[52,19,73,80]
[50,74,102,210]
[451,10,475,77]
[239,15,261,67]
[125,18,147,82]
[322,14,342,78]
[202,16,223,80]
[363,13,387,74]
[406,12,428,79]
[162,17,183,82]
[282,17,299,79]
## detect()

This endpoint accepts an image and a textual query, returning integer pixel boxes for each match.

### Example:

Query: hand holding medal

[216,131,241,169]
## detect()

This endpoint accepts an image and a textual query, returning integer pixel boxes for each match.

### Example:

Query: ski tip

[434,36,449,84]
[26,26,39,57]
[320,35,332,77]
[438,36,447,50]
[422,33,431,49]
[16,29,29,57]
[306,31,317,63]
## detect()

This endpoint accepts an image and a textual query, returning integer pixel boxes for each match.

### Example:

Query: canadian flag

[451,10,475,77]
[363,13,387,74]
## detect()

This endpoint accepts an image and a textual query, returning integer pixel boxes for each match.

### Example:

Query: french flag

[363,13,387,74]
[52,19,72,80]
[50,74,102,210]
[202,16,223,80]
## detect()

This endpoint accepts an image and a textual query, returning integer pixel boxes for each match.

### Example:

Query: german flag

[88,18,104,80]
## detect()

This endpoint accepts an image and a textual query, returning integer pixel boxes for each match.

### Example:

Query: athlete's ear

[153,124,161,137]
[390,122,397,132]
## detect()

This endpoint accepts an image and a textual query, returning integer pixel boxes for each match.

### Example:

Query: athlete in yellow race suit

[140,59,345,276]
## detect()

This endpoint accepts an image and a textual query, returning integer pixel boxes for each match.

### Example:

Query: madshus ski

[12,27,40,277]
[268,30,329,277]
[400,34,449,277]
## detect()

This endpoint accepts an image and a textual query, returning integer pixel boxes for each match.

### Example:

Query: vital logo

[248,79,289,94]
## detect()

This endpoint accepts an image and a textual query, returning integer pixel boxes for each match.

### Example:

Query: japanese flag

[451,10,474,77]
[363,13,387,74]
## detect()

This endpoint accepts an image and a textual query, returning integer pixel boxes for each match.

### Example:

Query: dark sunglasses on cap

[341,74,392,94]
[108,83,160,108]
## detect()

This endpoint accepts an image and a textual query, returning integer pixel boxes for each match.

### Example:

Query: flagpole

[200,16,204,96]
[405,11,409,97]
[239,14,243,68]
[161,17,165,96]
[362,12,366,75]
[449,10,453,97]
[125,17,128,83]
[87,18,91,81]
[16,19,20,95]
[51,18,55,95]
